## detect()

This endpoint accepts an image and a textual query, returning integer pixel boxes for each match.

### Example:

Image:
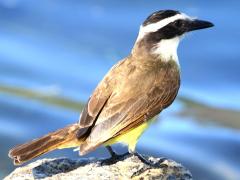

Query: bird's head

[133,10,214,62]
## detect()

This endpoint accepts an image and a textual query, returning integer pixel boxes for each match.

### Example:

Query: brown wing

[80,61,180,154]
[117,82,179,137]
[77,59,125,138]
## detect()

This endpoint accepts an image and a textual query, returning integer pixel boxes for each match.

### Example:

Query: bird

[9,9,213,165]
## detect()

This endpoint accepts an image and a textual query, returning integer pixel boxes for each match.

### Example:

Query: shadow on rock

[32,158,94,179]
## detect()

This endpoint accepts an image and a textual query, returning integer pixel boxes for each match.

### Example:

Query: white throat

[135,13,192,65]
[151,36,181,65]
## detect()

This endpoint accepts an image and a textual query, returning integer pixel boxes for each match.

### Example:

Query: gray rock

[4,154,192,180]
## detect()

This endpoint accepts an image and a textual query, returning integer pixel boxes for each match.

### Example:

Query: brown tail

[8,123,83,165]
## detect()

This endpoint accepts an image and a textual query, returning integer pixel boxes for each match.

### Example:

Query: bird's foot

[100,146,129,165]
[131,152,158,167]
[130,152,168,178]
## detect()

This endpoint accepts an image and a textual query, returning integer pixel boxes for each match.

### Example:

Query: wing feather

[77,59,125,138]
[79,59,180,154]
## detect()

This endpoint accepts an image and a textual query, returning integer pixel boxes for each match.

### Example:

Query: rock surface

[5,154,192,180]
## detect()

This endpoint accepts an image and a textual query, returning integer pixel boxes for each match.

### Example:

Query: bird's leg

[101,146,129,165]
[106,145,129,158]
[106,145,118,158]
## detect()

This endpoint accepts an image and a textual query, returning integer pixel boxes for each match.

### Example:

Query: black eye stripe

[172,20,185,27]
[143,10,180,26]
[143,20,187,45]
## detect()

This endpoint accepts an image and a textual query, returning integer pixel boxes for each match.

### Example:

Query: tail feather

[9,123,83,165]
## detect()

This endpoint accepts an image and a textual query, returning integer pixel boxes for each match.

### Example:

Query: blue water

[0,1,239,179]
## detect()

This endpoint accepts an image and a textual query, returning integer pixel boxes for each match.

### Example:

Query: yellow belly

[104,119,154,152]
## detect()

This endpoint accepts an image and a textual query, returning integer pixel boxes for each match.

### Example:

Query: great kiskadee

[9,10,213,165]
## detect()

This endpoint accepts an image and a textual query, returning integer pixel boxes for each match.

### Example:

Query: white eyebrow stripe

[137,13,191,41]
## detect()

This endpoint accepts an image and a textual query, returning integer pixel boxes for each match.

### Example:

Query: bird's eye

[174,20,183,27]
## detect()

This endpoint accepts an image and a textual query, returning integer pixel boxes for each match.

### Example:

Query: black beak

[187,19,214,32]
